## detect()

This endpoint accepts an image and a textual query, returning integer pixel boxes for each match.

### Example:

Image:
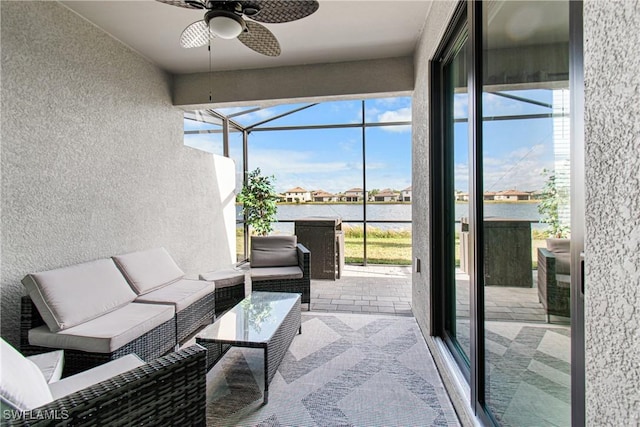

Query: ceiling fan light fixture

[206,10,245,39]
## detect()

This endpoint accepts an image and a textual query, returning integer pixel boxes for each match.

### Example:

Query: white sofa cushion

[250,236,298,268]
[22,258,137,332]
[251,266,303,282]
[135,279,214,312]
[0,338,53,411]
[49,354,144,400]
[26,350,64,383]
[28,303,175,354]
[113,247,185,295]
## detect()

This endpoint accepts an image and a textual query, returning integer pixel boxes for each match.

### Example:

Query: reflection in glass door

[443,34,471,368]
[481,1,571,425]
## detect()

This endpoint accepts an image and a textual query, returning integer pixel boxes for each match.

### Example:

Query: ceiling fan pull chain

[208,41,212,102]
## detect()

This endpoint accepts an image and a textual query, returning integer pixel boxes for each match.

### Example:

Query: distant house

[374,188,399,202]
[343,188,365,202]
[456,191,469,201]
[401,186,412,202]
[312,190,337,202]
[483,191,497,201]
[284,186,311,202]
[495,189,532,201]
[530,190,544,200]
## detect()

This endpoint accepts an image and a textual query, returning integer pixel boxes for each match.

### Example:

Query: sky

[184,97,412,195]
[184,90,562,195]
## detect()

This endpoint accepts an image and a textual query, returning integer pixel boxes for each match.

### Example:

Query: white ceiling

[61,0,434,75]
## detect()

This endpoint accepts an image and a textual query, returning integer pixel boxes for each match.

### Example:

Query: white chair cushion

[0,338,53,411]
[250,236,299,268]
[251,266,303,282]
[28,303,175,354]
[135,279,214,312]
[26,350,64,383]
[199,269,245,288]
[22,258,137,332]
[112,247,185,295]
[49,354,144,400]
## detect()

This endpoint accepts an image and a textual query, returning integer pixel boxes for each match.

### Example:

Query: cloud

[454,94,469,119]
[184,134,223,154]
[483,144,553,191]
[247,147,406,194]
[378,107,411,122]
[376,107,412,133]
[483,92,526,117]
[454,143,553,193]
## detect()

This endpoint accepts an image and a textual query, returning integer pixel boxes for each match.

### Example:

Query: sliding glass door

[481,2,571,425]
[440,17,471,372]
[432,1,581,426]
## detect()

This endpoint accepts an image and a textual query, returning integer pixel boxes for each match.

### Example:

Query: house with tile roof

[312,190,337,202]
[343,188,365,202]
[401,186,412,202]
[284,186,311,203]
[373,188,399,202]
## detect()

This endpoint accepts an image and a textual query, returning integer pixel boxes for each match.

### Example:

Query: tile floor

[309,265,413,316]
[307,265,567,325]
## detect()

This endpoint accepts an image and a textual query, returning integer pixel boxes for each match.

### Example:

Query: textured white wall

[0,2,235,346]
[411,0,469,424]
[584,1,640,423]
[173,57,414,108]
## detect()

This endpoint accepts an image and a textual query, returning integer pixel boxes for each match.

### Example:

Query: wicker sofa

[20,248,215,375]
[1,338,206,426]
[249,236,311,309]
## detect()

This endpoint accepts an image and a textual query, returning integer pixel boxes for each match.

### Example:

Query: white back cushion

[22,259,137,332]
[0,338,53,411]
[112,247,185,295]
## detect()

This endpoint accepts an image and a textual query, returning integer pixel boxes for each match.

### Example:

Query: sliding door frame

[429,1,472,379]
[429,1,585,425]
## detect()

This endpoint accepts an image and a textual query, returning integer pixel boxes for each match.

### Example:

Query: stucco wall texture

[584,1,640,423]
[1,2,235,346]
[411,1,467,424]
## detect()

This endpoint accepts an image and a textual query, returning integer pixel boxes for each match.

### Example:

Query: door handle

[580,252,585,295]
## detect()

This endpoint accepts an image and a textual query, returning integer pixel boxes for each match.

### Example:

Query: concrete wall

[173,57,414,109]
[584,1,640,423]
[0,2,236,346]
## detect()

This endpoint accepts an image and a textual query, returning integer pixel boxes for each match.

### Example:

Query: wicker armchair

[537,247,571,320]
[2,344,207,427]
[250,236,311,309]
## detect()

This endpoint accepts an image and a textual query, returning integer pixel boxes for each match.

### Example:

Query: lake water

[238,202,543,234]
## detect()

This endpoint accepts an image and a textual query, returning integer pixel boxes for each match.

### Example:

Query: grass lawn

[239,226,549,268]
[344,235,412,265]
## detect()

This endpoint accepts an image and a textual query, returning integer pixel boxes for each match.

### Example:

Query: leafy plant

[237,168,279,236]
[537,169,569,238]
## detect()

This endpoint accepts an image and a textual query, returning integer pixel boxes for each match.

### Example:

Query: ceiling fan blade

[238,21,281,56]
[155,0,206,10]
[180,20,213,48]
[239,0,319,24]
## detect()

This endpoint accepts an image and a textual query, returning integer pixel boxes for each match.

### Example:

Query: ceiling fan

[155,0,320,56]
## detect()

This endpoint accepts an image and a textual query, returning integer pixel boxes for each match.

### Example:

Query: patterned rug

[203,312,460,427]
[457,320,571,426]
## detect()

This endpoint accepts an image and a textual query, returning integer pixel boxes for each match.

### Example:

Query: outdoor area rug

[203,312,460,427]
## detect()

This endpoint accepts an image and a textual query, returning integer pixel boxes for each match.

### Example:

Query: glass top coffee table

[195,291,302,404]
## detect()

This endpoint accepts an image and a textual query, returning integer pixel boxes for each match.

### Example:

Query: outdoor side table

[295,216,342,280]
[195,291,301,404]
